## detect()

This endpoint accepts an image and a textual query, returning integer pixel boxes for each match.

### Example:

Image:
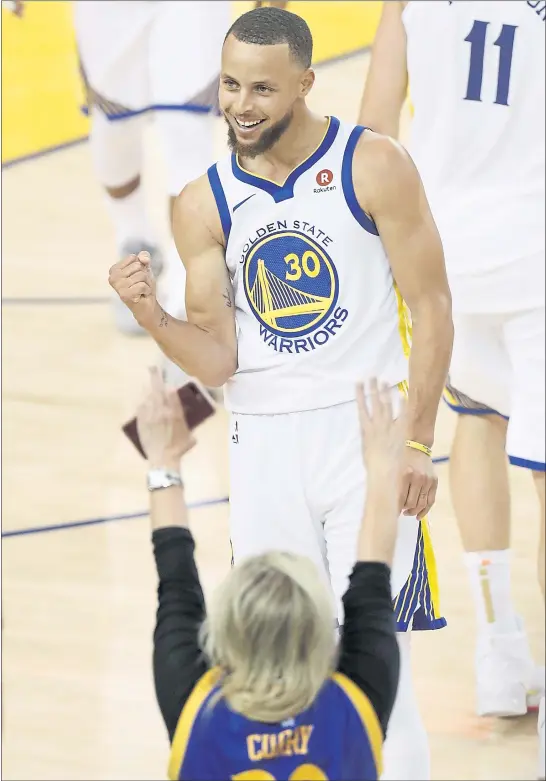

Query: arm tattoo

[223,288,233,308]
[158,308,169,328]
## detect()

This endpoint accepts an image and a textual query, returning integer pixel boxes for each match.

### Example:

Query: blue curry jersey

[168,668,382,781]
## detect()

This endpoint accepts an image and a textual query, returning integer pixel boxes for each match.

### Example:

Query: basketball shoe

[475,617,545,717]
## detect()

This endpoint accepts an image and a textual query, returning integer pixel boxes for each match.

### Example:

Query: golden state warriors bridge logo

[243,229,348,353]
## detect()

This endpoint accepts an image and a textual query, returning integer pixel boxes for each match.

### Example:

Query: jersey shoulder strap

[330,672,384,775]
[168,667,221,780]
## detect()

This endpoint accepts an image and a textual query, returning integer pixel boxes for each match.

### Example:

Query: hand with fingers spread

[355,378,407,566]
[356,378,407,482]
[108,251,159,330]
[136,367,196,469]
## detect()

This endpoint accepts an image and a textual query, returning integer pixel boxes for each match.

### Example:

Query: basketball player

[358,1,545,760]
[138,368,402,780]
[109,8,454,778]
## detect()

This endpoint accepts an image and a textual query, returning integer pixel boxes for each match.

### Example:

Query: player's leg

[74,1,163,335]
[503,305,546,772]
[146,1,228,383]
[504,306,546,593]
[314,399,433,780]
[445,315,512,590]
[381,633,429,780]
[153,110,217,321]
[152,111,221,392]
[89,109,160,261]
[148,0,226,230]
[445,312,542,716]
[89,109,163,335]
[228,412,330,588]
[152,108,219,389]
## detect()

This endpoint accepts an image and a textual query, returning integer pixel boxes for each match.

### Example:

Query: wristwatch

[147,468,183,492]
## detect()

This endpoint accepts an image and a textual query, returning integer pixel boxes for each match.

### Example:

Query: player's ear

[300,68,315,97]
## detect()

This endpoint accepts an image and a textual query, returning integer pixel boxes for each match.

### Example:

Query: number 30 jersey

[403,1,545,311]
[207,117,410,414]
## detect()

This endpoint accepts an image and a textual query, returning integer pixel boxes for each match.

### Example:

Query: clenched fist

[108,251,158,328]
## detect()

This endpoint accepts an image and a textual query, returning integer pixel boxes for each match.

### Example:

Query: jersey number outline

[232,764,327,780]
[464,20,518,106]
[284,251,321,281]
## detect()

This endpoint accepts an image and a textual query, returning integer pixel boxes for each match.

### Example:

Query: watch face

[147,469,182,490]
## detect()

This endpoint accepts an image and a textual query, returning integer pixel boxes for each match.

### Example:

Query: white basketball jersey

[403,1,545,310]
[207,117,409,414]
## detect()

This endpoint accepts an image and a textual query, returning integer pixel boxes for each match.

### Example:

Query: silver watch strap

[147,468,183,492]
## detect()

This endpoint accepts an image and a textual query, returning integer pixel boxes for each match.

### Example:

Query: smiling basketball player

[109,8,454,778]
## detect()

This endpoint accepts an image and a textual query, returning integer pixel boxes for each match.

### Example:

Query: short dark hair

[224,7,313,69]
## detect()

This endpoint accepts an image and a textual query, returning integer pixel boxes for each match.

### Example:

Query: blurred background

[1,1,382,167]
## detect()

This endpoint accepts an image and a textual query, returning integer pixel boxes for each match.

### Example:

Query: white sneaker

[539,697,545,780]
[475,620,545,718]
[113,241,164,336]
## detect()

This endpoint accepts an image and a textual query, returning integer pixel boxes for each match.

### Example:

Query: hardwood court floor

[2,50,544,780]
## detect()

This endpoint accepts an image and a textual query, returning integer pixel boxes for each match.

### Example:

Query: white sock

[381,633,430,780]
[104,185,157,253]
[464,549,519,635]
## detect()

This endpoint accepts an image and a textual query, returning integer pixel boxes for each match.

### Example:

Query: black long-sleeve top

[152,527,400,743]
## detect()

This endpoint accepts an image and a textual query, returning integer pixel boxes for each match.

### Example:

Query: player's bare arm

[358,0,408,138]
[109,176,238,388]
[354,133,454,520]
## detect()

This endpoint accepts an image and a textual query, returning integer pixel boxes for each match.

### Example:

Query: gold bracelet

[405,439,432,457]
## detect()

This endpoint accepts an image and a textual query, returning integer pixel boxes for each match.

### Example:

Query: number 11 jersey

[403,1,545,311]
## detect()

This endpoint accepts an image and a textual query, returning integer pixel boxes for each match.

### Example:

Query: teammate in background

[9,0,283,341]
[71,0,232,335]
[110,9,454,778]
[73,0,286,337]
[358,0,545,767]
[138,367,401,781]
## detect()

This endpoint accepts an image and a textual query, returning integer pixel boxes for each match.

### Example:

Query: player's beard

[225,109,293,159]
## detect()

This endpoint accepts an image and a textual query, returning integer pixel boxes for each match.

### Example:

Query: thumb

[138,250,151,267]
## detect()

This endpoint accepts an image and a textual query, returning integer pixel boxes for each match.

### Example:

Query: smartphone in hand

[122,381,216,458]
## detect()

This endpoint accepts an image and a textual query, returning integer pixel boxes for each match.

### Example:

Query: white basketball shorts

[228,397,446,632]
[74,1,230,117]
[444,306,546,471]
